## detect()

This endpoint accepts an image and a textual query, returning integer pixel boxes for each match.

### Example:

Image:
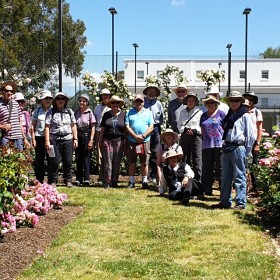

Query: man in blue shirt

[125,93,154,188]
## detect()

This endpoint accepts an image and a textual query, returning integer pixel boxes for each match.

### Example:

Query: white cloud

[171,0,186,7]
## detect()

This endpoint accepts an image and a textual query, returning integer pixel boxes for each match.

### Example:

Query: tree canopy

[0,0,87,82]
[261,46,280,58]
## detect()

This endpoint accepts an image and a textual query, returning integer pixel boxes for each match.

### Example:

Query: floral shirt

[200,110,225,149]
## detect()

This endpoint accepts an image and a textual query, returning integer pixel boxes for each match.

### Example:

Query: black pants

[149,126,161,179]
[180,134,202,182]
[48,139,73,184]
[34,136,49,183]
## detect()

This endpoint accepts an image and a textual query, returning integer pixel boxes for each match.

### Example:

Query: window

[137,70,144,80]
[261,70,269,79]
[239,70,245,79]
[157,71,163,78]
[261,98,268,108]
[196,70,202,79]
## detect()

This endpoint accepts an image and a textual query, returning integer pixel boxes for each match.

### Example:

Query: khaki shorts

[125,140,151,164]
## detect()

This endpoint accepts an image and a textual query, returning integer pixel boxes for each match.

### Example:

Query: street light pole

[145,62,149,76]
[226,44,232,96]
[58,0,62,91]
[132,43,139,93]
[109,7,117,76]
[218,62,222,92]
[243,7,251,94]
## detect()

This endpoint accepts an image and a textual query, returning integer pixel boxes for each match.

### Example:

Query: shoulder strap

[184,108,200,127]
[7,101,13,123]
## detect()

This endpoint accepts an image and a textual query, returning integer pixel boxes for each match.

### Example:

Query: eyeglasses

[134,99,143,103]
[205,101,215,105]
[3,89,13,93]
[17,100,25,104]
[111,101,120,105]
[229,99,241,103]
[56,97,65,101]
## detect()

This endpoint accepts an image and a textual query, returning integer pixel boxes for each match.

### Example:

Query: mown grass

[18,184,279,280]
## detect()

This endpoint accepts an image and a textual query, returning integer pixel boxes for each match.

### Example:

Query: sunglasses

[205,101,215,105]
[111,101,120,105]
[3,89,13,93]
[44,97,53,100]
[134,99,143,103]
[229,99,241,103]
[56,97,65,101]
[177,90,186,93]
[17,100,25,104]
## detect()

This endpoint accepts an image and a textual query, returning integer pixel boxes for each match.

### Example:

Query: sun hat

[107,95,125,108]
[14,92,25,101]
[78,93,90,102]
[1,81,17,93]
[206,85,219,95]
[172,83,188,93]
[143,85,160,97]
[163,149,183,164]
[242,98,250,107]
[160,128,179,143]
[40,90,53,100]
[226,91,245,103]
[243,91,258,104]
[183,92,198,105]
[134,93,145,101]
[100,88,111,95]
[202,95,220,105]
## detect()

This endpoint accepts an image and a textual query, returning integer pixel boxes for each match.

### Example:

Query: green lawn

[18,184,279,280]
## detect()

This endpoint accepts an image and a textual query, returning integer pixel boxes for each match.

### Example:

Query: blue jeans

[0,137,23,151]
[221,146,247,208]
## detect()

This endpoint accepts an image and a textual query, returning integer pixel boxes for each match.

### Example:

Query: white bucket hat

[100,88,111,95]
[40,90,53,100]
[14,92,25,101]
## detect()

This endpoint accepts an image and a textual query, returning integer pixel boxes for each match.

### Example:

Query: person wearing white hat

[93,88,112,183]
[200,95,226,195]
[14,92,32,145]
[31,90,53,183]
[143,85,164,184]
[0,81,30,151]
[212,91,255,210]
[167,83,188,132]
[242,91,263,193]
[74,93,96,186]
[45,92,78,187]
[201,85,229,115]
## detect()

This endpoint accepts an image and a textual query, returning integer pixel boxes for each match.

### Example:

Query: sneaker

[66,182,73,188]
[151,178,157,185]
[75,180,81,186]
[127,182,135,188]
[51,183,56,188]
[233,205,245,210]
[211,202,232,209]
[142,182,149,189]
[111,182,118,188]
[84,180,90,186]
[104,183,110,189]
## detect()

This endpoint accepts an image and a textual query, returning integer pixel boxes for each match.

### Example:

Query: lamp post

[145,62,149,76]
[243,7,251,94]
[218,62,222,92]
[58,0,62,91]
[39,42,46,70]
[132,43,139,93]
[109,7,117,76]
[226,44,232,96]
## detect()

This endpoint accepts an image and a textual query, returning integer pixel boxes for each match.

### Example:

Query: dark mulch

[0,177,279,279]
[0,206,83,280]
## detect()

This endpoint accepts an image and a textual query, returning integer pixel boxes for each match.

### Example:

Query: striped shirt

[0,99,23,140]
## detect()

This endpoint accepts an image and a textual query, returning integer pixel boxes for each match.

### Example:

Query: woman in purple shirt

[200,95,225,195]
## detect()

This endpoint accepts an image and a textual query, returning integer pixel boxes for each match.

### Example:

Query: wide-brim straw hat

[1,81,17,94]
[202,95,220,105]
[160,128,178,143]
[107,95,125,108]
[143,85,160,97]
[172,83,188,93]
[226,91,245,103]
[183,92,198,105]
[163,149,183,164]
[243,91,258,104]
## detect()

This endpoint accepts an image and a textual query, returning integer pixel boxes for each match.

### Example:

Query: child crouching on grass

[160,149,196,205]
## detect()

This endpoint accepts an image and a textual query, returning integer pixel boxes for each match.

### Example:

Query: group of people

[0,80,263,209]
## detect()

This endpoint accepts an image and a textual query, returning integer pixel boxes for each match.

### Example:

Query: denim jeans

[0,137,23,151]
[221,146,247,208]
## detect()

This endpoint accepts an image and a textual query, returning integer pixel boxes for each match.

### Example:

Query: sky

[66,0,280,58]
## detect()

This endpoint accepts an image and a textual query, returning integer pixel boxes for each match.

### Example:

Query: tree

[0,0,87,82]
[261,46,280,58]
